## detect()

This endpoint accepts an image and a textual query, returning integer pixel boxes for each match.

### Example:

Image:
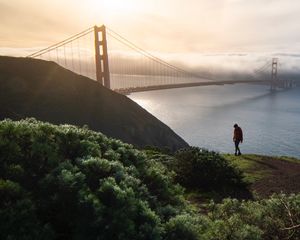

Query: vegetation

[223,154,273,183]
[224,154,300,198]
[1,119,300,239]
[0,118,185,239]
[165,193,300,240]
[146,147,251,199]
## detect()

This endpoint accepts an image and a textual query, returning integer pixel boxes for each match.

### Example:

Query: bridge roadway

[114,79,270,94]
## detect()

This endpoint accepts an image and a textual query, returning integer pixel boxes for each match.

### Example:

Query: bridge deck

[114,80,270,94]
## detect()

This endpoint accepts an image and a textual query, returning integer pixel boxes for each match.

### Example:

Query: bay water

[129,84,300,158]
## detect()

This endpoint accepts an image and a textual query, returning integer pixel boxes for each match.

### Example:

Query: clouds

[107,0,300,53]
[0,0,89,47]
[220,0,300,49]
[0,0,300,54]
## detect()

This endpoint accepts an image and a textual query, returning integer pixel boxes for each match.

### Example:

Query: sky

[1,0,300,71]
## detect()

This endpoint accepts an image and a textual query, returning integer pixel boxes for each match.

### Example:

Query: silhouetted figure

[233,123,243,156]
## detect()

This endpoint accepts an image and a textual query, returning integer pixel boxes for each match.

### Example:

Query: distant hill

[0,56,188,151]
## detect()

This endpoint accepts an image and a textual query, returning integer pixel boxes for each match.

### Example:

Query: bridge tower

[270,58,278,91]
[94,25,110,89]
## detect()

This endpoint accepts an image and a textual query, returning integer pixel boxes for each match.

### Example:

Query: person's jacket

[233,127,243,141]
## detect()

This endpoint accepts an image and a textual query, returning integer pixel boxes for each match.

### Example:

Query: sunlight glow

[89,0,140,15]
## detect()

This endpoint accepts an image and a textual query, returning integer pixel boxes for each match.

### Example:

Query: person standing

[233,123,243,156]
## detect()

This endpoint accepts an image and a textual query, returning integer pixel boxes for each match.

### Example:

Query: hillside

[224,154,300,197]
[146,149,300,203]
[1,119,300,240]
[0,56,188,151]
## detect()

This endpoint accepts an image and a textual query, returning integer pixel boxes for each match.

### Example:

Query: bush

[203,193,300,240]
[0,179,55,239]
[165,214,204,240]
[173,147,250,198]
[164,194,300,240]
[0,118,185,239]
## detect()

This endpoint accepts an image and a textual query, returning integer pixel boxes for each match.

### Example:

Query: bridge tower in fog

[270,58,278,91]
[27,24,295,94]
[94,25,110,88]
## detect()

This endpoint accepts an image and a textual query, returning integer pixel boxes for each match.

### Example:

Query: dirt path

[250,156,300,197]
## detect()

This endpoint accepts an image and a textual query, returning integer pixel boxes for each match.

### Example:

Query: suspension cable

[106,27,214,80]
[27,27,94,58]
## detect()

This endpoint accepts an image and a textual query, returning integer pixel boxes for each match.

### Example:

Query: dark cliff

[0,56,188,151]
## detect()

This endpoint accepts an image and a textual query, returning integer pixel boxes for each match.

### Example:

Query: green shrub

[173,147,250,198]
[0,179,55,239]
[204,194,300,240]
[0,118,185,239]
[165,214,204,240]
[164,193,300,240]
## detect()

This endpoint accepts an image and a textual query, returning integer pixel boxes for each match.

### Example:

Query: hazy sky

[1,0,300,57]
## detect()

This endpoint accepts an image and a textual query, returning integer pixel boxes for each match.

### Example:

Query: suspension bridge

[26,25,294,94]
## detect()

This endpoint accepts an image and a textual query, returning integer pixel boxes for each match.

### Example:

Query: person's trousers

[235,140,241,153]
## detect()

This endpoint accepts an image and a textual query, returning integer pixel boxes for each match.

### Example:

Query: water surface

[130,84,300,158]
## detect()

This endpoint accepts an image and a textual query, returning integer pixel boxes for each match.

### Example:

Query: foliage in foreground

[161,193,300,240]
[0,119,300,240]
[146,147,251,199]
[0,119,185,239]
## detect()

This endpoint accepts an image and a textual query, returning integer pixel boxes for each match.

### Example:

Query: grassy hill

[0,56,188,151]
[224,154,300,197]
